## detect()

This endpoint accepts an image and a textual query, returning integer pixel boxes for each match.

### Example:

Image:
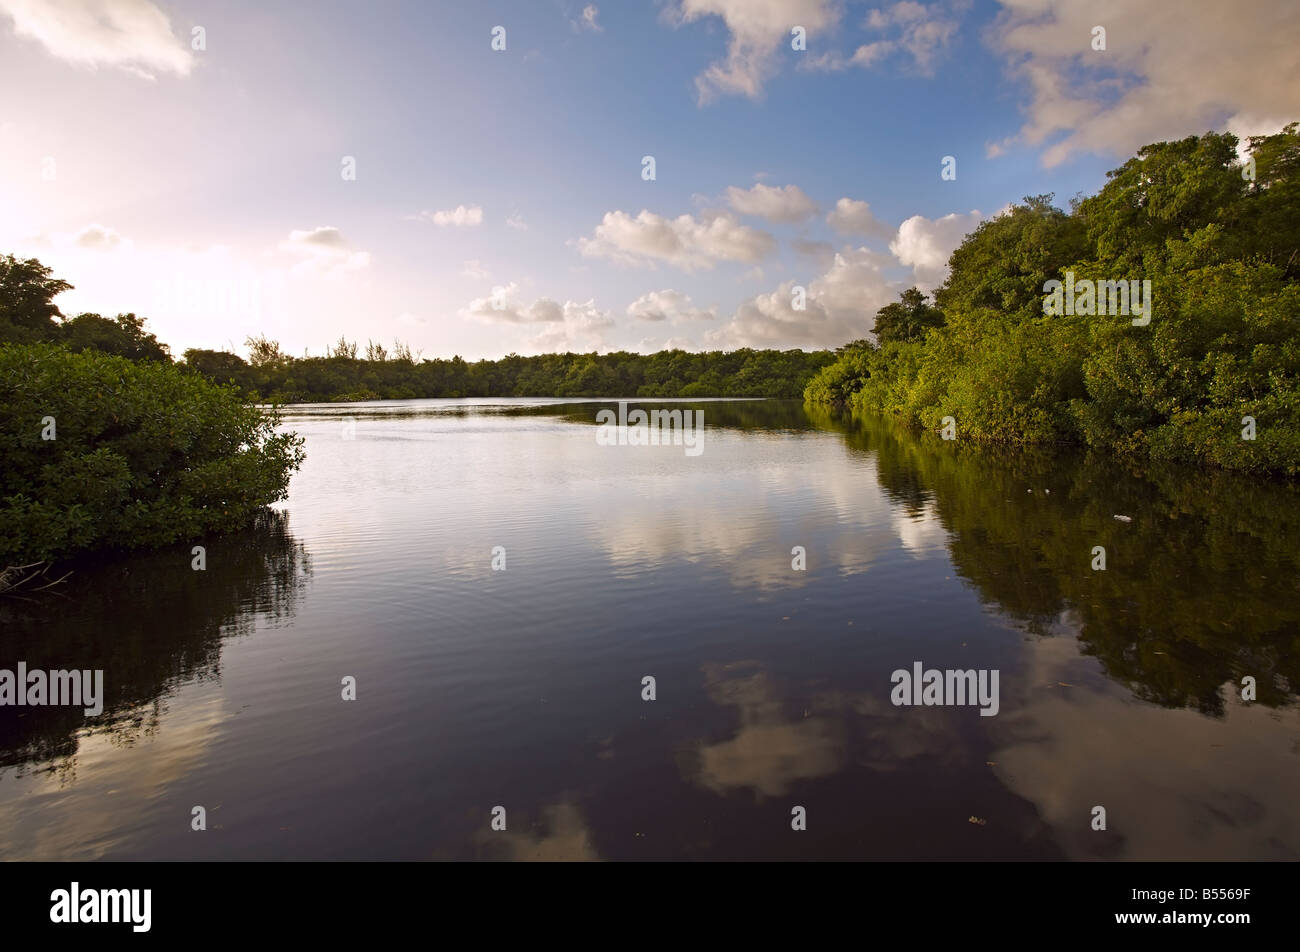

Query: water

[2,398,1298,860]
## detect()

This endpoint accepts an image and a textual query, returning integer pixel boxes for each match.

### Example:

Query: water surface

[2,398,1297,860]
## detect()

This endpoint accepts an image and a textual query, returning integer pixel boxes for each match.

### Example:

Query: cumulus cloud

[0,0,194,78]
[704,199,993,350]
[826,198,893,240]
[529,298,615,352]
[707,246,899,349]
[72,223,125,250]
[667,0,839,103]
[463,282,558,324]
[724,183,818,223]
[889,209,984,286]
[804,0,960,75]
[278,226,371,272]
[987,0,1300,167]
[25,222,133,253]
[626,289,716,323]
[577,209,775,271]
[505,213,528,230]
[462,283,614,352]
[412,204,484,227]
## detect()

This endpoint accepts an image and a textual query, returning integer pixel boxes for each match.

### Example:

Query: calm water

[2,398,1298,861]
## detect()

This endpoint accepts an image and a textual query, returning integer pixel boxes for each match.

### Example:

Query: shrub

[0,343,305,562]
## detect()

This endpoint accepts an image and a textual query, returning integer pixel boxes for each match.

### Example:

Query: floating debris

[1113,514,1133,522]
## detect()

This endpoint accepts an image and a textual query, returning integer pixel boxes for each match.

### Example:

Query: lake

[2,398,1298,860]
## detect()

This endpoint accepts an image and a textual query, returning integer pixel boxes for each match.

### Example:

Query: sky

[1,0,1296,360]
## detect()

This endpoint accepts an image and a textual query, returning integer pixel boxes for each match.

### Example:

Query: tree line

[806,124,1300,477]
[188,340,835,401]
[0,254,833,401]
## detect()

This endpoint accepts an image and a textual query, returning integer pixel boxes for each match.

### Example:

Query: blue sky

[1,0,1294,358]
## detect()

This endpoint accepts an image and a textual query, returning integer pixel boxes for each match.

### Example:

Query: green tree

[872,288,945,343]
[59,312,170,362]
[0,343,305,562]
[0,254,72,343]
[184,348,249,383]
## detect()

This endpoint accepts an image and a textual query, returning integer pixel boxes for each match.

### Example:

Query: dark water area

[2,398,1297,860]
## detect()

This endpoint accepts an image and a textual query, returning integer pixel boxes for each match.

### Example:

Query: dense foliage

[0,343,304,562]
[806,125,1300,476]
[182,343,835,402]
[0,255,170,360]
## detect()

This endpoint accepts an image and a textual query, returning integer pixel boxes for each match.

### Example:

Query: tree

[935,195,1087,320]
[327,337,358,359]
[245,334,287,367]
[59,312,170,362]
[0,254,72,343]
[0,342,305,562]
[806,127,1300,476]
[184,348,249,383]
[872,288,945,343]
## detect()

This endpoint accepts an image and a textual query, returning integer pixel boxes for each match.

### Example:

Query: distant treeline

[806,124,1300,477]
[184,342,836,401]
[0,254,833,400]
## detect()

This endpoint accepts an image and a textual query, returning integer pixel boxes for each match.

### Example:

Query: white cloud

[889,209,984,286]
[24,222,133,253]
[462,283,615,352]
[626,289,716,323]
[724,183,818,223]
[461,259,490,280]
[707,247,899,349]
[528,298,615,352]
[826,198,893,239]
[866,1,928,29]
[506,213,528,230]
[72,223,124,251]
[278,226,371,273]
[803,42,893,71]
[668,0,839,103]
[463,282,555,324]
[574,4,602,32]
[413,204,484,227]
[803,0,960,76]
[0,0,194,78]
[988,0,1300,167]
[577,209,775,271]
